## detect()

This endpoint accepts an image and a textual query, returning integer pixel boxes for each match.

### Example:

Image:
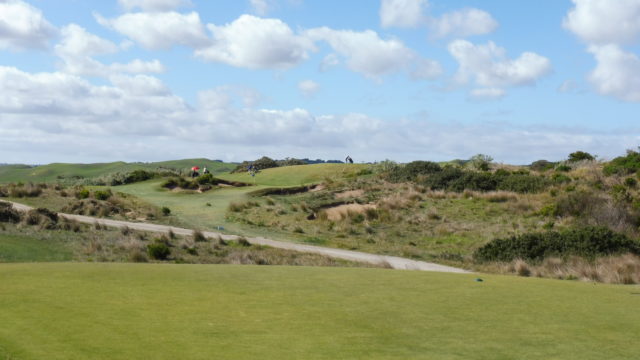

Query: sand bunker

[324,203,376,221]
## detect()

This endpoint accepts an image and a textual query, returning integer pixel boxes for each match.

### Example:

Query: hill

[0,159,235,184]
[217,163,368,186]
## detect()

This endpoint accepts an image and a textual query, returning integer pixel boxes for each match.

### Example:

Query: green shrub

[192,230,207,242]
[568,151,595,162]
[603,149,640,175]
[450,172,497,192]
[75,188,90,199]
[147,243,171,260]
[530,160,556,172]
[469,154,493,171]
[551,173,572,184]
[386,161,442,182]
[474,226,640,262]
[161,207,171,216]
[498,174,550,193]
[624,177,637,188]
[93,189,112,201]
[555,164,571,172]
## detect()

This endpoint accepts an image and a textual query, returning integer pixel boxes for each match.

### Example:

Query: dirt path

[7,201,470,273]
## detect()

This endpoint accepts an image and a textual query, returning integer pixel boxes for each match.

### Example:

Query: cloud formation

[96,11,209,50]
[379,0,497,38]
[118,0,192,12]
[448,39,551,97]
[298,80,320,97]
[196,15,315,69]
[0,0,56,50]
[564,0,640,102]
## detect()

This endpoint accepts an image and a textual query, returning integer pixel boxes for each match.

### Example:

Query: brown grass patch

[324,203,377,221]
[334,189,364,199]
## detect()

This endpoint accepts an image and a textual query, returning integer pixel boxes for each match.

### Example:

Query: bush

[603,149,640,175]
[0,202,21,223]
[568,151,595,163]
[147,242,171,260]
[388,161,443,183]
[474,226,640,262]
[161,206,171,216]
[231,156,279,173]
[469,154,493,171]
[93,189,112,201]
[192,230,207,242]
[75,188,90,199]
[555,164,572,172]
[450,172,498,192]
[530,160,556,172]
[624,177,638,188]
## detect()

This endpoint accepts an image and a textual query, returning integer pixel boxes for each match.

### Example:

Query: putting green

[0,263,638,359]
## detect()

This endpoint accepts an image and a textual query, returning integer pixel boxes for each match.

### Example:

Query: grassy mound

[217,163,367,186]
[0,263,638,359]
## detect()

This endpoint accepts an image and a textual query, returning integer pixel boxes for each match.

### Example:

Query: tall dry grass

[498,254,640,284]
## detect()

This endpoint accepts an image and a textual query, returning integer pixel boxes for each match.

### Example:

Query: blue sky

[1,0,639,164]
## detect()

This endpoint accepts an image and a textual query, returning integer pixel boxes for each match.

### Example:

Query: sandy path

[6,201,470,273]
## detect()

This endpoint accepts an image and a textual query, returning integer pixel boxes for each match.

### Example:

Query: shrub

[568,151,595,162]
[530,160,556,172]
[450,172,498,192]
[192,230,207,242]
[603,149,640,175]
[469,154,493,171]
[123,169,155,184]
[555,164,572,172]
[498,174,550,193]
[624,177,637,188]
[0,202,21,223]
[474,226,640,262]
[75,188,90,199]
[147,243,171,260]
[161,206,171,216]
[93,189,112,201]
[386,161,442,182]
[551,173,572,184]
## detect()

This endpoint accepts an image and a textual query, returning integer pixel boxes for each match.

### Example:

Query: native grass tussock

[494,255,640,284]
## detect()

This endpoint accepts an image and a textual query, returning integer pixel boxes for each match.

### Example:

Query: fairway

[217,163,367,186]
[0,263,638,359]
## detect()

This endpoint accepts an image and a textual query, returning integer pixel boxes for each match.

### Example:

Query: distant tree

[568,151,595,163]
[470,154,493,171]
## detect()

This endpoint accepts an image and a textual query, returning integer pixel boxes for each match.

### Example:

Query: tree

[470,154,493,171]
[568,151,595,163]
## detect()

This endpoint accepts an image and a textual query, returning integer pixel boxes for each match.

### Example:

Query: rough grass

[0,263,639,360]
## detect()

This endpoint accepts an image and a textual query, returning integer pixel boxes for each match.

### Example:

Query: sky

[1,0,639,164]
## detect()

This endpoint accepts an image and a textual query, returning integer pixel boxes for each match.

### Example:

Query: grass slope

[0,233,72,262]
[0,263,638,359]
[218,163,367,186]
[0,159,234,184]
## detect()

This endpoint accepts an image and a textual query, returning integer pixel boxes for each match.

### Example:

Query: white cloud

[448,40,551,96]
[298,80,320,97]
[195,15,315,69]
[0,0,56,50]
[557,79,578,93]
[95,11,209,50]
[469,87,505,100]
[563,0,640,45]
[320,53,340,71]
[429,8,498,38]
[379,0,427,29]
[379,0,497,38]
[1,65,638,164]
[118,0,192,12]
[55,24,165,77]
[306,27,435,79]
[250,0,271,15]
[587,44,640,102]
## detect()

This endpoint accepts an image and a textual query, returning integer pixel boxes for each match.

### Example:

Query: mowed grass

[0,263,638,360]
[0,159,234,184]
[0,233,72,262]
[114,180,264,233]
[217,163,367,186]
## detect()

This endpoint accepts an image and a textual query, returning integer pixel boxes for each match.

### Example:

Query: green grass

[0,233,72,262]
[217,163,367,186]
[0,263,638,359]
[0,159,234,184]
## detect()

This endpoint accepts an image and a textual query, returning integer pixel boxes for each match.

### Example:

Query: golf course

[2,156,640,359]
